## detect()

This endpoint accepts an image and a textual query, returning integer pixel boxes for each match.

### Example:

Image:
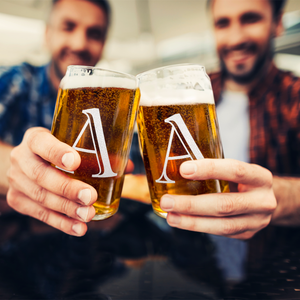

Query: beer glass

[136,64,229,218]
[51,66,140,220]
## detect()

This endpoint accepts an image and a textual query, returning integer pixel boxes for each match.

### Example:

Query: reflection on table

[1,198,300,300]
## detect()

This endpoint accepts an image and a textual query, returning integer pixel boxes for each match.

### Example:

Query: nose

[226,22,248,49]
[68,28,89,52]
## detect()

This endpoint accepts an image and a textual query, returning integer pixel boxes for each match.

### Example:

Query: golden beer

[137,64,229,218]
[51,66,140,220]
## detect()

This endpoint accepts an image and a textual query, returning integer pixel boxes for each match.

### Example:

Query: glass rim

[136,63,206,80]
[66,65,137,82]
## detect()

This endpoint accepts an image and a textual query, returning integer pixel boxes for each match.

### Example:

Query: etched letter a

[57,108,117,178]
[156,113,204,184]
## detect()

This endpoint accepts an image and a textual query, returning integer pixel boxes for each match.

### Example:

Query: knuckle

[264,169,273,187]
[183,197,194,213]
[32,186,47,205]
[46,143,60,162]
[7,169,14,185]
[37,209,50,224]
[9,147,19,164]
[217,195,235,215]
[260,192,277,213]
[32,162,47,183]
[233,161,247,180]
[6,189,18,208]
[59,179,72,198]
[60,198,71,215]
[221,219,243,236]
[265,197,277,212]
[260,215,272,229]
[24,127,39,146]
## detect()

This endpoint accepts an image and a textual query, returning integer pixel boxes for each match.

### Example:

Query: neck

[223,60,273,94]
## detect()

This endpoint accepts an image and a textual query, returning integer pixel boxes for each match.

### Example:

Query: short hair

[52,0,111,27]
[207,0,286,20]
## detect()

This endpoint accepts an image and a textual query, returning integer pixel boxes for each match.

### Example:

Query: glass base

[153,210,167,219]
[92,213,114,221]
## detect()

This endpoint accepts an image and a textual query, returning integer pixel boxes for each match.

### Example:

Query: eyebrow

[240,11,264,22]
[214,10,264,26]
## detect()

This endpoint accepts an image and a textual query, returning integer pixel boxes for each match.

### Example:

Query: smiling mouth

[227,50,254,63]
[222,42,257,63]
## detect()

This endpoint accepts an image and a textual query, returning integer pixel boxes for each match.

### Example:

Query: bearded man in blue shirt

[0,0,112,234]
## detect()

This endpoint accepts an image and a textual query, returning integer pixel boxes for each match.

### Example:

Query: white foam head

[60,67,137,90]
[139,82,215,106]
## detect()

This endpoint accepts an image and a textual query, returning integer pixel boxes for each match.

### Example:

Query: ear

[274,12,284,37]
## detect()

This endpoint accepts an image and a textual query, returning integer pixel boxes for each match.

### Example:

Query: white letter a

[156,113,204,184]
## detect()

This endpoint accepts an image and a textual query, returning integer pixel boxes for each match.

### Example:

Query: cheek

[48,34,67,56]
[214,31,229,52]
[245,24,272,48]
[90,42,104,59]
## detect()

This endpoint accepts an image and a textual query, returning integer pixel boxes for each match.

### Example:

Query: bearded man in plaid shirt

[160,0,300,240]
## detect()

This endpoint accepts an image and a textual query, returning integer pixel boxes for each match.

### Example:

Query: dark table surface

[1,196,300,300]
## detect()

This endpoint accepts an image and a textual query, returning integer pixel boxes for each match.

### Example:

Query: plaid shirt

[210,64,300,176]
[0,63,57,146]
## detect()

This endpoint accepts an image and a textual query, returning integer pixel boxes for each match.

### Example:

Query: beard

[52,59,65,82]
[219,38,274,84]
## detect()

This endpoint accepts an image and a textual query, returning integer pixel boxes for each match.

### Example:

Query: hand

[7,127,98,236]
[160,159,277,239]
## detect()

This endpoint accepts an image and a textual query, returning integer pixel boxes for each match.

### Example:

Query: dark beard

[220,39,274,85]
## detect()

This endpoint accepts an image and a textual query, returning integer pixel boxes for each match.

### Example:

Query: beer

[52,66,140,220]
[137,64,229,218]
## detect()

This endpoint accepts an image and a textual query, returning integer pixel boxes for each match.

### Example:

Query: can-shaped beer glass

[51,66,140,220]
[136,64,229,218]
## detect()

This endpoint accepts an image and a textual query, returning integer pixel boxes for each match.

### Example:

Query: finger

[7,189,88,236]
[160,191,276,216]
[8,170,95,222]
[15,152,97,205]
[24,127,81,171]
[180,159,273,187]
[166,212,271,239]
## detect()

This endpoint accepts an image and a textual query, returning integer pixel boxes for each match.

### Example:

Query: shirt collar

[210,63,280,104]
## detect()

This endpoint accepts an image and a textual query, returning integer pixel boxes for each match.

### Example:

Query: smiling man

[0,0,111,235]
[160,0,300,239]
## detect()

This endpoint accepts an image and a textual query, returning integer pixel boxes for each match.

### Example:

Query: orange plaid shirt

[210,64,300,176]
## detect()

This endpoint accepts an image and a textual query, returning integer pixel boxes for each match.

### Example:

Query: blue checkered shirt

[0,63,57,146]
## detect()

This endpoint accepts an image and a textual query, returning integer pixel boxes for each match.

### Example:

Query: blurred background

[0,0,299,76]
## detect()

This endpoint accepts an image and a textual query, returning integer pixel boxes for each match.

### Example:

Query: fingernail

[62,152,75,169]
[78,189,91,205]
[181,161,197,175]
[76,206,89,222]
[168,214,181,225]
[160,195,174,211]
[72,223,82,235]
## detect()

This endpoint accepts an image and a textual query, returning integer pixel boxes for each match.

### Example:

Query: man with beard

[160,0,300,240]
[0,0,113,236]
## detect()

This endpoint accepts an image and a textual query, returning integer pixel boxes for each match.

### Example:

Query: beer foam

[139,87,215,106]
[60,75,137,90]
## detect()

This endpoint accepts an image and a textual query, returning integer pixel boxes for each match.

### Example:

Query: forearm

[0,141,12,195]
[271,176,300,226]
